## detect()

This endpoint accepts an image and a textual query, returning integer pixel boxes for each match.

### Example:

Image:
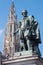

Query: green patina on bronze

[14,10,41,56]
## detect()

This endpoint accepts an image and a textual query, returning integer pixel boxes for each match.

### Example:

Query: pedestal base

[14,50,33,57]
[2,53,43,65]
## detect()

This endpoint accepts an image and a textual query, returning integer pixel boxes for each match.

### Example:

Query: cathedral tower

[3,0,18,57]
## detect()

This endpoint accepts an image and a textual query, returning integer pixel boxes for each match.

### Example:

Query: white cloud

[0,29,4,36]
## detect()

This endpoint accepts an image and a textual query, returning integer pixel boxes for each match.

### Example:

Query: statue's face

[22,12,27,17]
[22,10,28,17]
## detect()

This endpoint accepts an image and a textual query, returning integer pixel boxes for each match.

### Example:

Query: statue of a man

[18,10,29,51]
[14,10,41,55]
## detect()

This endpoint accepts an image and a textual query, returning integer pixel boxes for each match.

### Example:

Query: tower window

[10,24,12,33]
[10,47,12,53]
[5,48,7,55]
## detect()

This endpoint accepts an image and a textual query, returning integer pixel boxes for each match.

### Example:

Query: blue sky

[0,0,43,57]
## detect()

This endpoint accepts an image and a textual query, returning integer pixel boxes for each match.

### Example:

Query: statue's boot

[27,39,31,50]
[20,40,25,51]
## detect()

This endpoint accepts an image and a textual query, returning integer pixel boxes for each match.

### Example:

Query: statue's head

[22,10,28,17]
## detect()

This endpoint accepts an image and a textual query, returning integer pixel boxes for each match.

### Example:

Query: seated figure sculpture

[14,10,41,55]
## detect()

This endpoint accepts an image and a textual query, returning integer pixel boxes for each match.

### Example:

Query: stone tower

[3,0,18,57]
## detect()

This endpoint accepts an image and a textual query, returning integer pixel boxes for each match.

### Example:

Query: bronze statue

[14,10,41,55]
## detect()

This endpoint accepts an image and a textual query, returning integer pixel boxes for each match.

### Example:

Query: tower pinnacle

[11,0,14,8]
[8,0,17,23]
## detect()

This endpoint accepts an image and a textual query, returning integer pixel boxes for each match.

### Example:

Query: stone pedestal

[2,52,43,65]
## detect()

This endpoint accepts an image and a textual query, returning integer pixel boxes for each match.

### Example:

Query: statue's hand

[18,22,21,28]
[14,28,19,34]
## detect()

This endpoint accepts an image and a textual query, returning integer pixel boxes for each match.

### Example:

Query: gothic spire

[3,0,18,57]
[8,0,17,23]
[10,0,14,10]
